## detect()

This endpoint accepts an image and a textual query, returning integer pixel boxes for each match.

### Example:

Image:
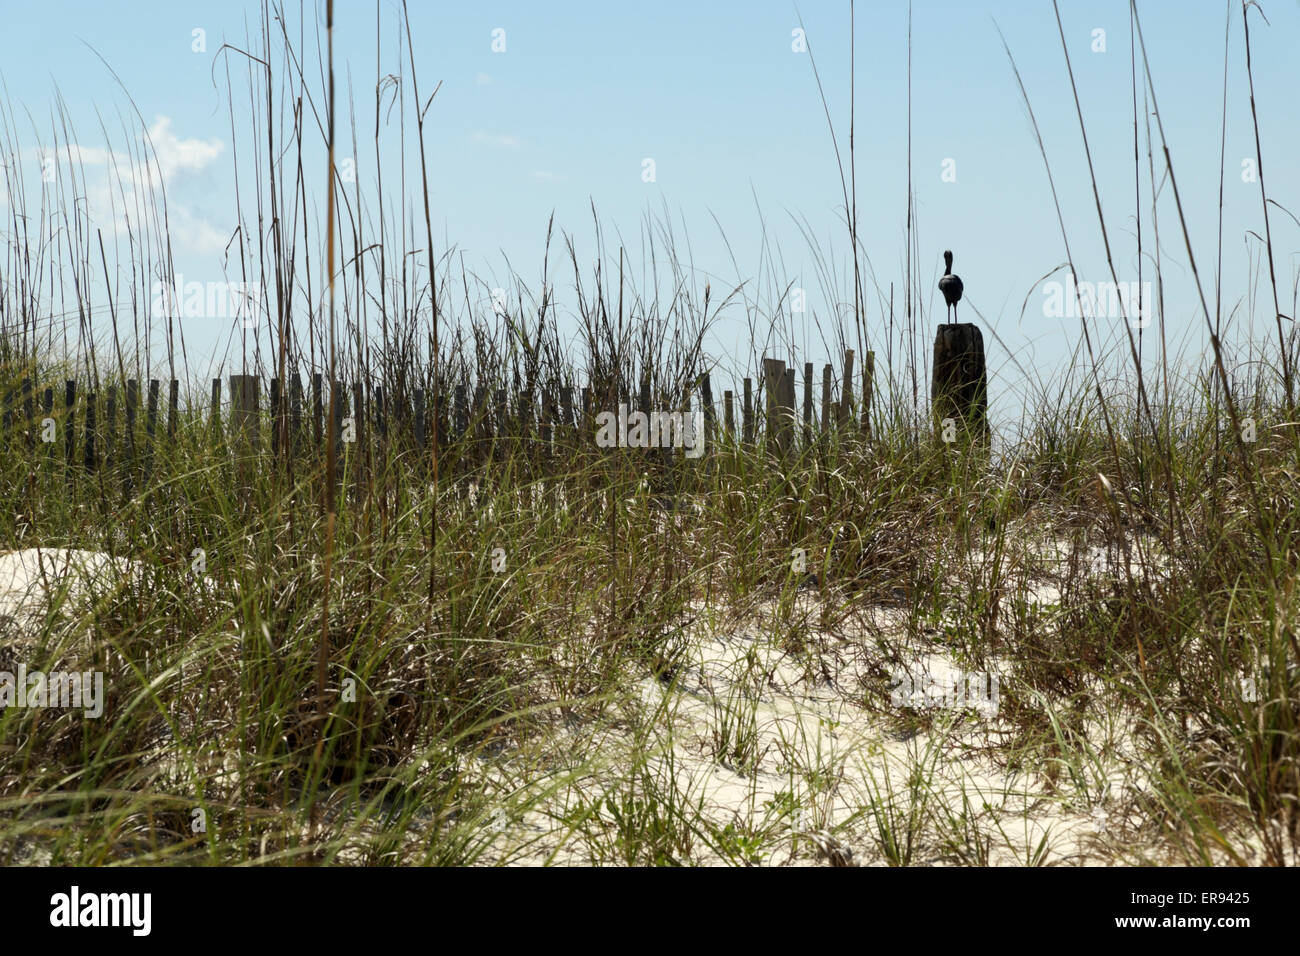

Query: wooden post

[229,375,259,449]
[352,381,365,492]
[723,390,734,441]
[803,362,814,448]
[862,351,875,436]
[146,379,159,476]
[83,392,96,472]
[290,374,303,454]
[147,379,160,442]
[821,364,833,434]
[22,377,32,448]
[126,379,139,472]
[561,385,575,447]
[931,323,988,442]
[311,373,323,451]
[454,384,467,439]
[270,378,281,456]
[41,387,52,456]
[354,382,367,446]
[63,381,76,473]
[742,378,753,445]
[838,349,855,427]
[762,357,784,455]
[330,380,345,483]
[541,390,556,458]
[169,379,180,441]
[779,365,795,455]
[699,372,716,444]
[105,386,117,471]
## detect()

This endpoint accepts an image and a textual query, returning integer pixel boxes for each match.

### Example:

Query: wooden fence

[0,349,877,473]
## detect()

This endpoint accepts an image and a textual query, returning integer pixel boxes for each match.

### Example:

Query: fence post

[779,365,795,456]
[803,362,814,448]
[742,378,753,445]
[271,378,281,456]
[862,351,874,436]
[41,387,52,457]
[169,379,180,441]
[228,375,259,450]
[146,379,160,476]
[838,349,855,428]
[83,391,96,473]
[931,323,988,443]
[311,373,323,452]
[22,377,32,449]
[762,358,783,455]
[821,364,833,435]
[210,379,222,437]
[63,381,76,473]
[106,385,117,471]
[125,379,139,488]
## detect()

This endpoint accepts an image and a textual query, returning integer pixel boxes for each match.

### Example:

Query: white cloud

[471,130,519,149]
[145,116,223,180]
[475,72,493,85]
[15,116,227,255]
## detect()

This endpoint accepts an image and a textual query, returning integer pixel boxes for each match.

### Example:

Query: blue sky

[1,1,1297,426]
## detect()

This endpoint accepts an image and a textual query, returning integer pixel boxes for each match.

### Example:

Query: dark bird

[939,250,963,324]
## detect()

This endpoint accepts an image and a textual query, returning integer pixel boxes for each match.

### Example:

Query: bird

[939,250,963,324]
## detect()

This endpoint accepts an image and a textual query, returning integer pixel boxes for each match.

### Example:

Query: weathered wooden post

[821,364,833,434]
[22,377,32,449]
[41,387,52,459]
[105,386,116,471]
[168,379,180,441]
[210,379,221,436]
[290,374,303,454]
[803,362,814,448]
[64,381,76,475]
[270,378,281,456]
[931,323,988,443]
[781,366,796,455]
[742,378,753,445]
[861,351,875,436]
[699,372,716,445]
[125,379,139,473]
[415,389,427,451]
[83,391,96,472]
[762,357,784,455]
[561,384,575,453]
[229,374,260,449]
[454,383,468,440]
[311,373,323,452]
[838,349,854,428]
[146,379,160,476]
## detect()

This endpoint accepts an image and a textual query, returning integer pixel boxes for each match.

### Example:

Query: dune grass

[0,0,1296,865]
